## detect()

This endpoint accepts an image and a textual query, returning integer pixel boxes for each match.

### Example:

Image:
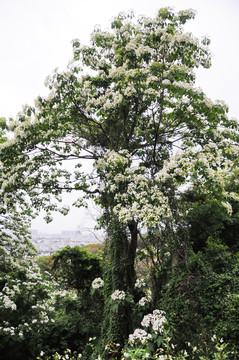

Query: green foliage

[40,246,104,357]
[36,255,53,274]
[0,238,56,360]
[82,243,104,254]
[0,117,8,143]
[42,292,102,357]
[99,219,137,357]
[156,239,239,357]
[37,348,83,359]
[51,246,102,293]
[0,242,103,359]
[184,191,239,253]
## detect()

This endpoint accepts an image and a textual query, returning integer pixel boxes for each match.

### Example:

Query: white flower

[141,314,152,328]
[11,303,17,311]
[138,297,150,307]
[2,296,17,311]
[141,310,166,334]
[162,79,171,86]
[135,278,146,288]
[211,334,216,342]
[111,290,126,301]
[124,86,136,96]
[109,184,117,192]
[129,328,151,345]
[221,201,232,215]
[92,278,104,289]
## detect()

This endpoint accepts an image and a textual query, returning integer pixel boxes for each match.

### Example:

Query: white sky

[0,0,238,234]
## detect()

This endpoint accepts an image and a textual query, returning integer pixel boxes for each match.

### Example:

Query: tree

[36,255,54,274]
[157,237,239,356]
[0,7,238,355]
[0,221,57,359]
[51,245,102,293]
[49,246,103,356]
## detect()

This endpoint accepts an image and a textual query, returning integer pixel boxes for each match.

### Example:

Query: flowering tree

[0,7,238,353]
[0,217,57,358]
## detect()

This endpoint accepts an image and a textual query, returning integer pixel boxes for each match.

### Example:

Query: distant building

[30,229,101,256]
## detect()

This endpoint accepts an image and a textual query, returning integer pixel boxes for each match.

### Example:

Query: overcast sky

[0,0,238,234]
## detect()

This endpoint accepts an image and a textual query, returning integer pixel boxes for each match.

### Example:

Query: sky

[0,0,238,234]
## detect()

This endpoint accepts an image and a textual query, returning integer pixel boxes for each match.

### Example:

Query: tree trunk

[100,218,138,357]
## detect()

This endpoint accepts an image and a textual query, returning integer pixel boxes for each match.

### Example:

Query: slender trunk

[127,220,138,292]
[100,218,138,357]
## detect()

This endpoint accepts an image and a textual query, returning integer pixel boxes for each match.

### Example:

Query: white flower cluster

[54,289,78,300]
[141,309,167,334]
[221,201,233,215]
[162,79,171,86]
[111,290,126,301]
[123,85,137,97]
[109,66,126,78]
[158,356,172,360]
[0,235,58,342]
[129,328,152,345]
[113,180,171,227]
[0,325,16,337]
[103,91,123,111]
[134,279,152,307]
[138,296,150,307]
[0,295,17,311]
[174,32,199,46]
[95,150,173,227]
[38,348,83,359]
[135,278,146,289]
[135,44,156,57]
[95,150,131,170]
[178,8,197,19]
[92,277,104,289]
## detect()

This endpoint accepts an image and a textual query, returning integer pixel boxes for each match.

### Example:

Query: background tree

[44,246,103,358]
[36,255,54,274]
[51,246,102,293]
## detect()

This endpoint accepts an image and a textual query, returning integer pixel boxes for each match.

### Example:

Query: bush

[156,239,239,357]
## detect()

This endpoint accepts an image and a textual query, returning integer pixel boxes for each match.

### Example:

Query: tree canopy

[51,245,102,292]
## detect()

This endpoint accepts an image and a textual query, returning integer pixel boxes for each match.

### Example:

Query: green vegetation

[0,7,238,360]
